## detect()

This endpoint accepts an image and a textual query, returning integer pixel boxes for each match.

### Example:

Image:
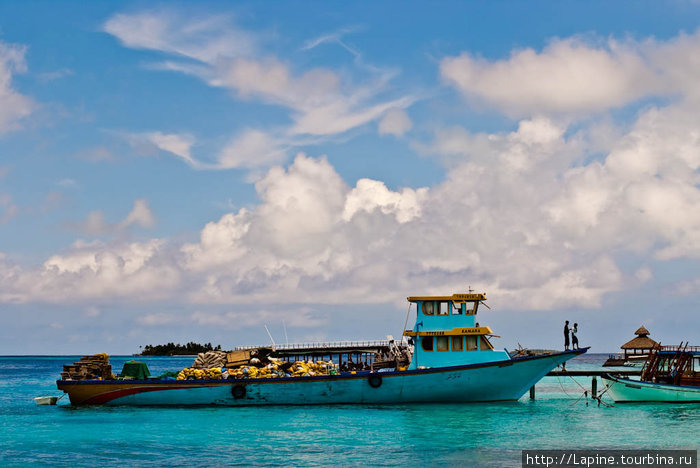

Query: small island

[139,342,223,356]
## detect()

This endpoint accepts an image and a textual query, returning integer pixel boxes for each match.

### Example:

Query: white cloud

[440,32,700,116]
[120,199,156,229]
[0,239,179,303]
[378,108,413,136]
[36,68,74,83]
[73,199,156,235]
[217,129,288,169]
[144,132,197,166]
[4,28,700,313]
[103,11,255,63]
[0,41,33,133]
[104,10,416,168]
[343,179,427,223]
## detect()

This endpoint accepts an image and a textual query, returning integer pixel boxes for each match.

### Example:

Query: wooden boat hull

[601,374,700,403]
[57,349,584,406]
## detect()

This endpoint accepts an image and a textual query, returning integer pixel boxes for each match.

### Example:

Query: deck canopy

[408,293,486,302]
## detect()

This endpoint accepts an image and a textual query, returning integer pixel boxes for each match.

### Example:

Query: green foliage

[139,342,222,356]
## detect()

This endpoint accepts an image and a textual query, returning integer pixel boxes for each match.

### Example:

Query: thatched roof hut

[620,325,657,355]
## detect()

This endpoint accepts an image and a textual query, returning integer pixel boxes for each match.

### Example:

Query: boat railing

[659,345,700,353]
[232,340,393,351]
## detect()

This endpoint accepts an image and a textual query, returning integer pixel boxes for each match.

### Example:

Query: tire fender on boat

[232,384,246,399]
[368,374,382,388]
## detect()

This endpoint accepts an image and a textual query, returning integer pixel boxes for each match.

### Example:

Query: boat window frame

[421,336,434,352]
[464,301,479,315]
[451,302,462,315]
[452,336,464,351]
[466,335,478,351]
[480,335,493,351]
[436,336,449,351]
[436,301,449,315]
[422,301,435,316]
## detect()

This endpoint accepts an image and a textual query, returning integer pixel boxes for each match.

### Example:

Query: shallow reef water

[1,355,698,467]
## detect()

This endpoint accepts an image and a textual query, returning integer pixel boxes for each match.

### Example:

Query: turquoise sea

[1,354,698,467]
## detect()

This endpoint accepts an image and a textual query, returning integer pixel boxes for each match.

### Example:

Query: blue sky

[1,1,699,354]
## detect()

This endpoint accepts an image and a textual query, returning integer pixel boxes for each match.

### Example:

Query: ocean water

[0,354,698,467]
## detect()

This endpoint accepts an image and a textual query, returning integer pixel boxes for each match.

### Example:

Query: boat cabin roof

[408,293,486,302]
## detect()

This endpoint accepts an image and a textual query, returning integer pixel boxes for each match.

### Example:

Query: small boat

[33,396,59,405]
[57,292,587,406]
[602,343,700,403]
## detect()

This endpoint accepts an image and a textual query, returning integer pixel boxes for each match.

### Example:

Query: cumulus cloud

[343,179,427,223]
[0,239,179,303]
[0,41,33,133]
[4,27,700,315]
[2,107,700,311]
[440,31,700,116]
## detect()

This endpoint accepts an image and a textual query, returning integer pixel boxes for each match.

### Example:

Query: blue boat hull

[57,349,585,406]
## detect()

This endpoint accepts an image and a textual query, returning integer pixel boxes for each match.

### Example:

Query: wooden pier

[547,370,640,377]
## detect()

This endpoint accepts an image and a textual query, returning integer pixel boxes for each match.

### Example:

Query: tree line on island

[139,342,223,356]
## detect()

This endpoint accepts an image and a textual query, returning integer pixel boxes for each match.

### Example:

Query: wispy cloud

[70,199,156,235]
[36,68,74,83]
[0,41,34,134]
[103,11,416,170]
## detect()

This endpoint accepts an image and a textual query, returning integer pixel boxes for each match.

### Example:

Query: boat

[602,343,700,403]
[56,292,587,406]
[603,325,658,367]
[33,396,60,405]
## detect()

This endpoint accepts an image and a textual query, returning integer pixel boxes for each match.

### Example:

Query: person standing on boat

[564,321,570,350]
[571,323,579,350]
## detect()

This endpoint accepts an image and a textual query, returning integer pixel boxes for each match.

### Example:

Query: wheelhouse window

[451,302,462,314]
[480,336,493,351]
[452,336,464,351]
[466,336,478,351]
[437,302,449,315]
[421,336,434,351]
[436,336,449,351]
[422,301,435,316]
[464,302,478,315]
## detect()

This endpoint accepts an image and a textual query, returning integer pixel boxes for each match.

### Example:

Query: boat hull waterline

[601,374,700,403]
[57,349,584,406]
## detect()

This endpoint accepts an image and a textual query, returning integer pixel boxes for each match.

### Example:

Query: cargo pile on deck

[60,353,113,380]
[177,350,339,380]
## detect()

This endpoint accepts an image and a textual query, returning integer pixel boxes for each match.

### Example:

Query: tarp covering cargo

[120,361,150,380]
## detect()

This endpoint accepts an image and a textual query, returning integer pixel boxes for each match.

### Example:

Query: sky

[1,1,699,354]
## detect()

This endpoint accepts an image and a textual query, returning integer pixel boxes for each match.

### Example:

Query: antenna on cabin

[283,321,289,346]
[468,285,474,293]
[264,325,277,349]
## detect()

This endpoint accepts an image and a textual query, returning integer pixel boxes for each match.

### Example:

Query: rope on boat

[591,379,615,408]
[557,368,615,407]
[401,302,412,340]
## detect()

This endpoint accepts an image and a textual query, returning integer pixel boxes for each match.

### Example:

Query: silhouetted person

[572,323,579,349]
[564,320,570,350]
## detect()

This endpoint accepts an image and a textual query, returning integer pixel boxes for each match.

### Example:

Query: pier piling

[591,377,597,398]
